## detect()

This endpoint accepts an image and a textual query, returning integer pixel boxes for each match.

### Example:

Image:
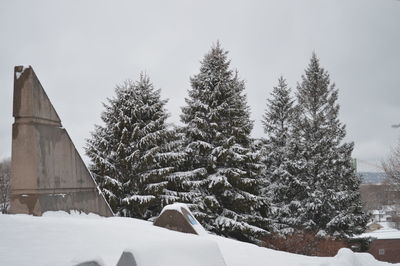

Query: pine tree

[261,77,294,193]
[293,53,368,237]
[85,74,183,219]
[260,77,303,234]
[177,43,269,243]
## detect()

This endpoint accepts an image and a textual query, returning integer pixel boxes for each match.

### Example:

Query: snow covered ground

[0,212,398,266]
[359,221,400,240]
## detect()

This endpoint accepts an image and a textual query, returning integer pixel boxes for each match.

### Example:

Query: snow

[123,195,155,204]
[0,212,397,266]
[358,226,400,240]
[123,238,226,266]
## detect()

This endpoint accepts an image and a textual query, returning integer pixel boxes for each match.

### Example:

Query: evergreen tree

[177,43,269,243]
[260,77,303,234]
[261,77,294,193]
[293,53,368,237]
[86,74,183,219]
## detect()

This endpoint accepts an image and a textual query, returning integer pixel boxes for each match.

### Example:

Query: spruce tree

[261,77,294,192]
[260,77,303,234]
[293,53,368,237]
[86,74,182,219]
[177,43,269,243]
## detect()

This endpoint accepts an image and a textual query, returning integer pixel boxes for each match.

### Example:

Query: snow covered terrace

[1,211,399,266]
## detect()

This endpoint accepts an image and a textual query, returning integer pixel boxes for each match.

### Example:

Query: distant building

[370,205,400,224]
[359,227,400,263]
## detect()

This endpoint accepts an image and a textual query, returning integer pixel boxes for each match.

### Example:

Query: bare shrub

[391,205,400,230]
[383,140,400,184]
[0,158,11,214]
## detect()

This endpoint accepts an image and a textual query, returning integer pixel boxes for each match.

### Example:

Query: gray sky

[1,0,399,172]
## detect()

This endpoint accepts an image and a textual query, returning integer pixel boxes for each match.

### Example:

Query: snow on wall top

[358,227,400,240]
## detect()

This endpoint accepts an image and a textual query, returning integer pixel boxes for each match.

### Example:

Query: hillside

[359,172,387,184]
[0,212,397,266]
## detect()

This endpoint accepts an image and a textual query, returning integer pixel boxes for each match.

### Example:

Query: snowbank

[0,212,397,266]
[358,226,400,240]
[124,238,226,266]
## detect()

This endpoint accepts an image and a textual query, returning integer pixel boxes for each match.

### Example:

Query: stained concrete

[153,205,203,235]
[10,66,113,217]
[116,251,137,266]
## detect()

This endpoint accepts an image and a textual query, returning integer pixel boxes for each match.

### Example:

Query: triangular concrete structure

[10,66,113,217]
[13,66,61,125]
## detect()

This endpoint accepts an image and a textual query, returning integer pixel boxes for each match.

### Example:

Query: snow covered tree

[260,77,303,234]
[86,74,183,219]
[177,43,269,243]
[293,53,368,237]
[261,77,294,192]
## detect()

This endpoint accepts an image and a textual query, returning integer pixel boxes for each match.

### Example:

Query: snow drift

[0,212,397,266]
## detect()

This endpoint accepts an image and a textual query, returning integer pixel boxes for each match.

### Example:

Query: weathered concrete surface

[10,66,113,217]
[154,209,198,235]
[116,251,137,266]
[153,204,205,235]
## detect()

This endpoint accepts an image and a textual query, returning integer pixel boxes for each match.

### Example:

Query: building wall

[369,239,400,263]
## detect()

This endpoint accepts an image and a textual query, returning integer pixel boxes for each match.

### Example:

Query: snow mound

[42,210,102,219]
[0,212,397,266]
[358,226,400,240]
[124,238,226,266]
[328,248,381,266]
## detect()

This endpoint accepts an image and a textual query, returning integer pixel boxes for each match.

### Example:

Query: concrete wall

[10,66,113,217]
[154,209,198,235]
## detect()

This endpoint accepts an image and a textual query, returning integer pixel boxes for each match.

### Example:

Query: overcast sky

[1,0,399,172]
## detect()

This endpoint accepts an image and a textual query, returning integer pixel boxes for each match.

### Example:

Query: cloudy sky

[1,0,399,171]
